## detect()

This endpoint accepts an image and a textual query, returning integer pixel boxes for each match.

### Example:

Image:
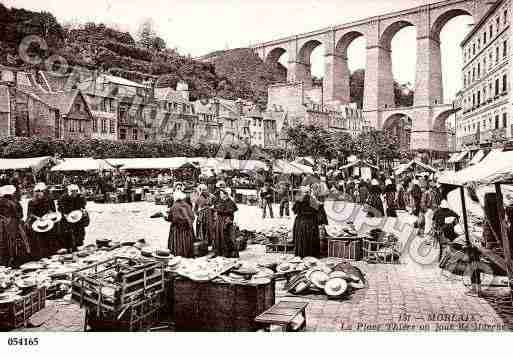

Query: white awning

[439,149,510,186]
[469,150,485,165]
[448,151,469,163]
[51,158,114,172]
[0,156,53,172]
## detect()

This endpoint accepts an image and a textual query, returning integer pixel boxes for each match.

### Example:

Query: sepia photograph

[0,0,512,345]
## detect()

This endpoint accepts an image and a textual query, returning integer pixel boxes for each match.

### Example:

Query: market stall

[439,149,513,297]
[0,156,55,193]
[394,160,436,177]
[340,160,378,180]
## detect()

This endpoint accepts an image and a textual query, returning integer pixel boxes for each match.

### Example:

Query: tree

[152,36,166,52]
[353,129,400,166]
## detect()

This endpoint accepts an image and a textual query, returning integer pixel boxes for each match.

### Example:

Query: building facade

[456,0,511,150]
[266,81,369,147]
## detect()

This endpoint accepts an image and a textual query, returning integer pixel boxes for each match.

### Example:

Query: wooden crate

[85,291,166,332]
[0,287,46,330]
[327,237,363,261]
[71,257,165,314]
[172,278,275,331]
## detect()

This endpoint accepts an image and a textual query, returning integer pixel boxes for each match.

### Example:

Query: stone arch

[380,20,415,51]
[335,31,365,58]
[297,39,323,65]
[430,8,473,42]
[265,46,287,65]
[383,113,413,151]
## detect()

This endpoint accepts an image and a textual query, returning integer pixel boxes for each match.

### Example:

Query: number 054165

[7,337,39,346]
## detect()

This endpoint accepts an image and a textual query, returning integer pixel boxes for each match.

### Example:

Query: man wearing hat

[0,185,30,267]
[58,184,88,252]
[26,183,60,259]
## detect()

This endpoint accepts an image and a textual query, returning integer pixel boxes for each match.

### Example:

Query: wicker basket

[362,237,400,264]
[327,237,363,260]
[0,287,46,330]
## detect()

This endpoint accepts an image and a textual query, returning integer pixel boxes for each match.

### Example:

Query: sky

[5,0,475,101]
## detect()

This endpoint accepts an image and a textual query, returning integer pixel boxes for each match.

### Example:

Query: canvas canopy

[116,157,194,171]
[273,160,313,175]
[448,151,469,163]
[394,160,437,176]
[0,156,53,173]
[469,150,485,165]
[294,157,315,167]
[438,149,510,186]
[51,158,114,172]
[340,160,378,170]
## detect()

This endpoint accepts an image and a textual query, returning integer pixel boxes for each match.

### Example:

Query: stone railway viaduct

[252,0,493,151]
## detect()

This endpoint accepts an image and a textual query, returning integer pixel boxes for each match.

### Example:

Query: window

[119,128,127,140]
[109,119,115,134]
[473,43,476,55]
[505,10,508,25]
[100,99,106,112]
[503,74,508,93]
[504,40,508,58]
[110,99,115,112]
[74,103,81,112]
[484,31,487,44]
[101,119,107,133]
[497,17,501,30]
[79,120,84,133]
[477,91,481,106]
[503,113,508,128]
[496,46,500,63]
[495,115,500,129]
[472,93,476,108]
[132,129,138,140]
[478,63,481,78]
[472,67,476,81]
[92,119,98,132]
[496,78,500,96]
[490,24,494,38]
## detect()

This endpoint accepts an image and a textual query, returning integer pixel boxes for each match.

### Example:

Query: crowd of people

[0,163,469,269]
[0,183,89,267]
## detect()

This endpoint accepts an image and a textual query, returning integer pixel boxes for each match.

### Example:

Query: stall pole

[460,186,480,293]
[495,183,513,304]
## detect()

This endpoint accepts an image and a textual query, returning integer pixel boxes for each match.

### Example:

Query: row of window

[458,112,508,134]
[67,119,86,133]
[463,39,508,87]
[88,97,116,113]
[161,101,193,114]
[464,7,509,63]
[118,128,140,140]
[92,118,116,134]
[462,73,508,112]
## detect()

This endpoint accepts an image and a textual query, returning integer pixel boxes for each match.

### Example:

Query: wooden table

[255,301,308,332]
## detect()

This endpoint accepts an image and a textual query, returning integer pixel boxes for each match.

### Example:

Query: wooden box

[0,287,46,330]
[172,278,275,331]
[71,257,165,314]
[328,237,363,261]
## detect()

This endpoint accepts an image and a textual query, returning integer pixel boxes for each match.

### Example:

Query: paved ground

[70,200,513,331]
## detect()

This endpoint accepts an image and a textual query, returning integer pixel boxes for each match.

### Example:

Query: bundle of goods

[325,222,358,238]
[325,222,362,260]
[363,229,401,264]
[0,265,49,330]
[283,260,366,298]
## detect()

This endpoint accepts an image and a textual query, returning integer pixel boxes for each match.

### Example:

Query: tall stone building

[456,0,511,150]
[266,81,369,147]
